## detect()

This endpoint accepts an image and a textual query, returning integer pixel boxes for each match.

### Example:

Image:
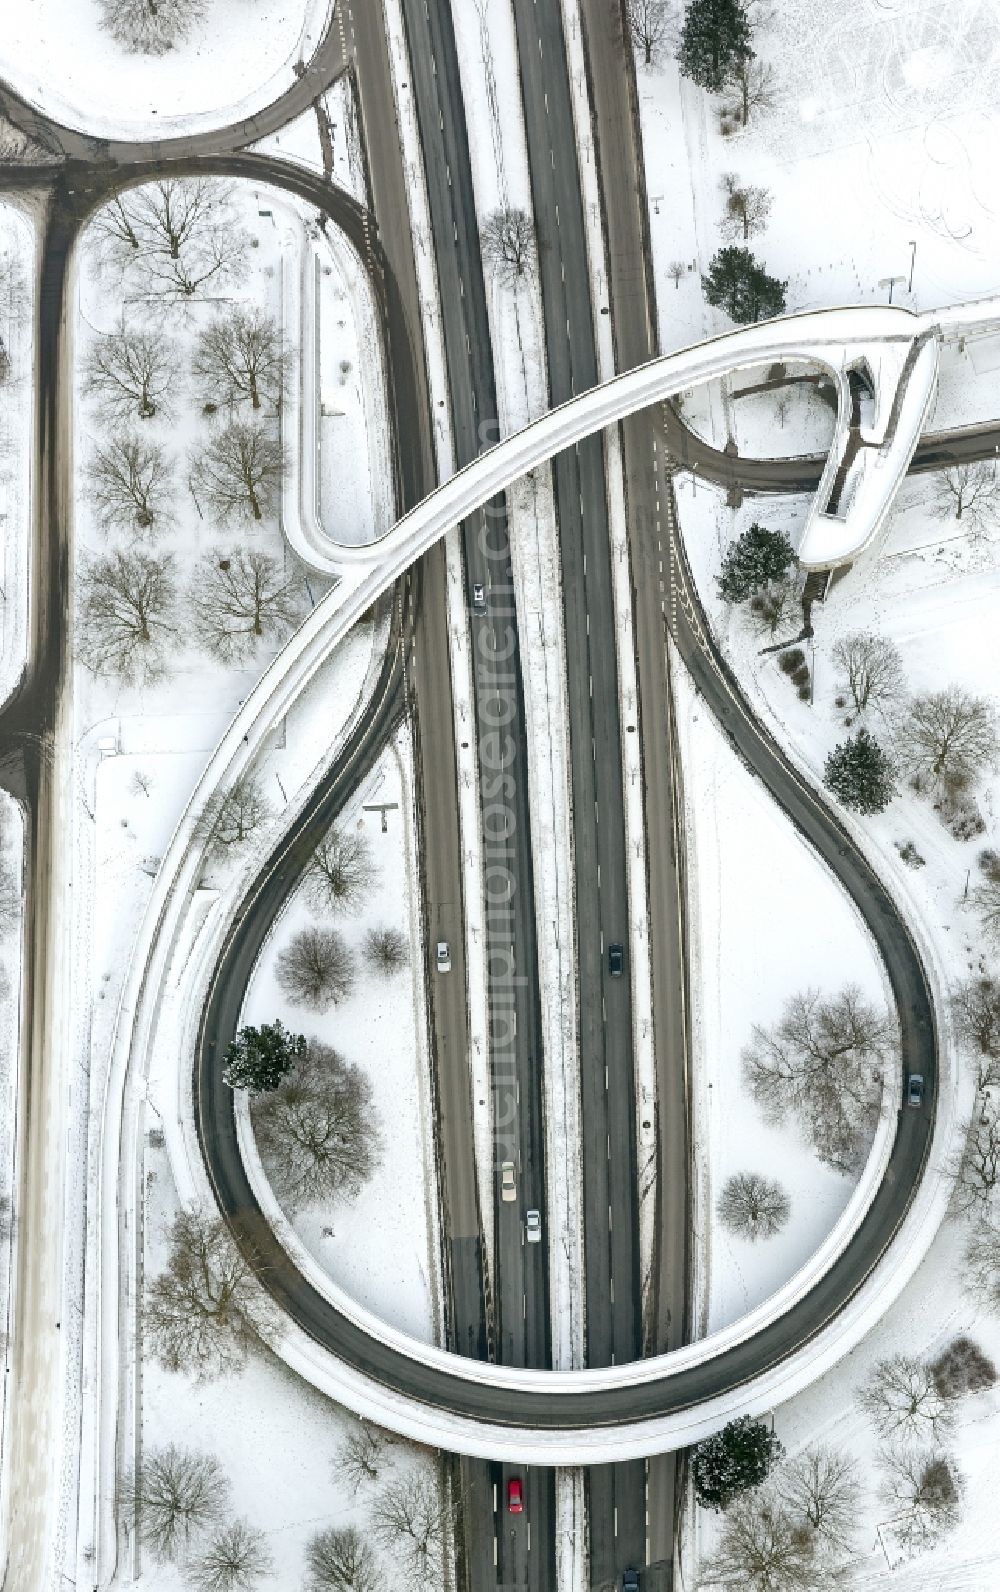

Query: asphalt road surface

[400,3,555,1586]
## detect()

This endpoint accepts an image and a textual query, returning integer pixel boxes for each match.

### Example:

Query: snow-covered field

[673,662,890,1336]
[0,0,330,139]
[674,443,1000,1581]
[638,0,1000,445]
[240,738,442,1345]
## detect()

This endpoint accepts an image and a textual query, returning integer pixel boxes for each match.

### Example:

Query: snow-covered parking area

[0,0,329,141]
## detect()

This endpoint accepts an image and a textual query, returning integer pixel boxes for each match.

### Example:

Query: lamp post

[908,239,917,293]
[878,275,906,304]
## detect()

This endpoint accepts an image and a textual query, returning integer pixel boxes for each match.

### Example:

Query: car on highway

[907,1073,925,1107]
[471,580,487,612]
[622,1572,640,1592]
[525,1209,541,1243]
[507,1477,523,1513]
[436,941,451,973]
[501,1162,516,1202]
[608,942,624,977]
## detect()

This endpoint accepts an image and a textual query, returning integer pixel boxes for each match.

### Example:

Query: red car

[507,1477,523,1514]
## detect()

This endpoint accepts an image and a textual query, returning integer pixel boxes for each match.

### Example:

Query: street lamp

[908,239,917,293]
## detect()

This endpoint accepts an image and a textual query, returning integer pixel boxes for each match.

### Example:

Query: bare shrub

[275,927,355,1010]
[930,1336,997,1401]
[878,1446,963,1558]
[188,1520,272,1592]
[716,1171,790,1241]
[251,1040,379,1208]
[195,775,272,858]
[743,986,894,1173]
[364,925,409,977]
[858,1354,954,1444]
[951,977,1000,1089]
[335,1425,392,1492]
[118,1444,228,1561]
[145,1210,273,1379]
[305,827,378,915]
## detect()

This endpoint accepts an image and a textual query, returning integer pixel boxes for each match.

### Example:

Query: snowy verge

[0,796,24,1566]
[0,200,35,715]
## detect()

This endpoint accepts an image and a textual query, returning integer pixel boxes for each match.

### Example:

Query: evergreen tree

[717,523,795,603]
[679,0,753,94]
[704,245,787,324]
[823,729,897,816]
[222,1021,307,1094]
[692,1416,784,1510]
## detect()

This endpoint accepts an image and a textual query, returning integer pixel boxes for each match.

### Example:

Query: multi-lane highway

[0,11,993,1592]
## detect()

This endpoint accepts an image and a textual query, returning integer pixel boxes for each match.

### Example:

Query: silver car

[436,941,451,973]
[525,1209,541,1243]
[501,1162,516,1202]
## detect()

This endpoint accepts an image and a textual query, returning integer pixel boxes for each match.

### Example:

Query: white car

[501,1162,516,1202]
[436,941,451,973]
[525,1209,541,1243]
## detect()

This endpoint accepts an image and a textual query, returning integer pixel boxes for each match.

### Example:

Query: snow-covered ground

[0,0,330,140]
[674,451,1000,1582]
[636,0,1000,446]
[673,661,890,1336]
[0,201,34,713]
[134,1133,445,1591]
[679,363,837,460]
[0,794,23,1481]
[240,738,441,1344]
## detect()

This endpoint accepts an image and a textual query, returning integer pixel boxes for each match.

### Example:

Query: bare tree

[729,56,777,127]
[189,1519,272,1592]
[97,0,205,56]
[903,686,998,791]
[782,1446,859,1557]
[145,1210,273,1379]
[858,1355,954,1444]
[748,577,794,636]
[743,986,894,1173]
[721,173,772,241]
[251,1040,378,1207]
[626,0,671,66]
[306,1525,380,1592]
[933,461,1000,528]
[832,632,905,717]
[700,1488,823,1591]
[195,775,272,858]
[305,827,378,915]
[930,1336,997,1401]
[667,259,686,289]
[192,307,289,412]
[77,548,177,686]
[95,178,248,299]
[952,981,1000,1089]
[716,1170,790,1241]
[275,928,355,1011]
[335,1425,392,1492]
[364,925,409,978]
[370,1471,450,1591]
[972,876,1000,947]
[480,207,536,286]
[964,1214,1000,1311]
[190,420,286,523]
[118,1444,228,1561]
[190,547,305,665]
[950,1093,1000,1211]
[878,1446,963,1557]
[83,327,181,424]
[86,432,173,535]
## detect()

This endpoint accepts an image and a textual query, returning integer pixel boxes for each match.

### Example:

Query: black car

[622,1571,640,1592]
[608,942,624,977]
